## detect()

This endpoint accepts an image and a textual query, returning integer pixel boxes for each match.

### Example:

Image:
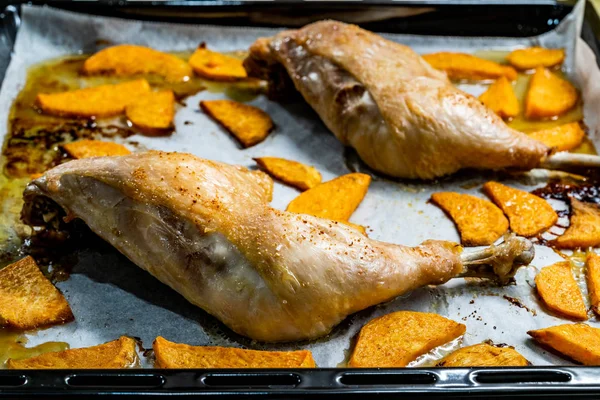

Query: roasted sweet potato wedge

[0,257,73,330]
[37,79,151,118]
[436,343,529,367]
[201,100,273,148]
[528,122,585,152]
[126,90,175,132]
[62,140,131,159]
[7,336,137,369]
[524,67,578,119]
[483,181,557,237]
[254,157,322,191]
[507,47,565,70]
[82,44,192,82]
[430,192,508,246]
[479,76,520,119]
[349,311,466,367]
[535,262,587,320]
[153,337,315,368]
[422,52,517,81]
[554,199,600,249]
[587,253,600,316]
[528,323,600,365]
[189,46,247,81]
[286,173,371,221]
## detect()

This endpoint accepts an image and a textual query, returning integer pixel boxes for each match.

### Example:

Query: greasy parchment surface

[1,3,600,367]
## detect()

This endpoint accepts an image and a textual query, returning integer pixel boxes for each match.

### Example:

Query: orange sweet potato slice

[430,192,508,246]
[554,199,600,249]
[82,44,192,82]
[524,67,578,119]
[586,253,600,315]
[422,52,517,81]
[37,79,151,118]
[254,157,322,191]
[153,336,315,368]
[436,343,529,367]
[200,100,273,148]
[479,76,520,119]
[483,181,557,237]
[507,47,565,70]
[189,46,247,81]
[528,122,585,152]
[535,262,587,320]
[126,90,175,132]
[7,336,138,369]
[349,311,466,367]
[0,257,73,330]
[528,323,600,365]
[62,140,131,159]
[286,173,371,222]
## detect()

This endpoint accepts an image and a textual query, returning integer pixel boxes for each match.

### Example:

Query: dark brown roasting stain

[503,295,537,316]
[532,179,600,204]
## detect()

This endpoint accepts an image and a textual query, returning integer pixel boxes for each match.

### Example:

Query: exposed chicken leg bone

[458,234,534,284]
[539,153,600,171]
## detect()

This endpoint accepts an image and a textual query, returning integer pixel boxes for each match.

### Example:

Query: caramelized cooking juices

[0,329,68,368]
[2,50,262,179]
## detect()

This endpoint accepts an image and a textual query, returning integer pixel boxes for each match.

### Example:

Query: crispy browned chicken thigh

[244,20,550,179]
[22,152,533,341]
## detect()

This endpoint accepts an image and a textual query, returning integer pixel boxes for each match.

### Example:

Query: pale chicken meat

[244,20,551,180]
[22,152,533,342]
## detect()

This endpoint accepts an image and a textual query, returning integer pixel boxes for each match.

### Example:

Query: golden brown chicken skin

[22,152,532,341]
[245,21,550,180]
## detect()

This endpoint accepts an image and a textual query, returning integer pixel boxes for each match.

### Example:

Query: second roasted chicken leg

[22,152,533,342]
[244,20,551,180]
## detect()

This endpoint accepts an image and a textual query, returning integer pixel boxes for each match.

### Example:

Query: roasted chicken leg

[22,152,533,342]
[244,21,553,180]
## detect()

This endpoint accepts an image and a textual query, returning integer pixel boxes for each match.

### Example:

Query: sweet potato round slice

[37,79,151,118]
[82,44,192,82]
[7,336,137,369]
[524,67,578,119]
[126,90,175,132]
[153,337,315,368]
[254,157,322,191]
[422,52,517,81]
[0,257,73,330]
[528,323,600,365]
[483,181,557,237]
[286,173,371,221]
[528,122,585,152]
[431,192,508,246]
[587,253,600,316]
[349,311,466,367]
[479,76,520,119]
[436,343,529,367]
[535,262,587,320]
[62,140,131,159]
[200,100,273,148]
[189,47,247,81]
[554,199,600,249]
[507,47,565,70]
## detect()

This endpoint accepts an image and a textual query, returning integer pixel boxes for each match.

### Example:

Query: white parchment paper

[1,3,599,367]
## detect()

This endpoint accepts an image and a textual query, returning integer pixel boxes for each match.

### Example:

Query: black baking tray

[1,1,600,398]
